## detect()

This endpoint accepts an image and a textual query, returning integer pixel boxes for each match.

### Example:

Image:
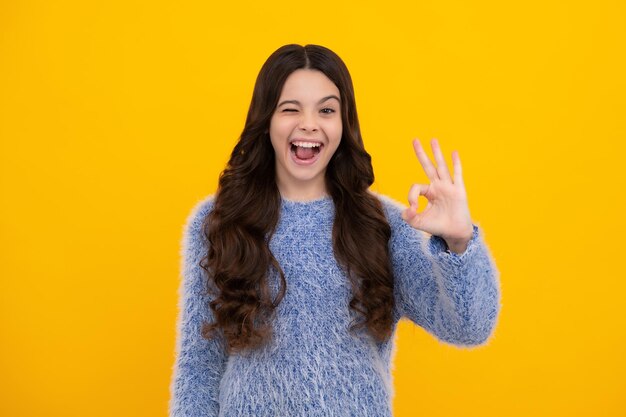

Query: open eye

[321,108,336,114]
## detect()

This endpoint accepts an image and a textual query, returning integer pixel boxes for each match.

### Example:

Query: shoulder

[180,193,216,255]
[183,193,216,232]
[368,191,430,246]
[368,191,407,226]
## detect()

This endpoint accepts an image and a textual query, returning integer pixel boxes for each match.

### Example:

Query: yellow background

[1,1,625,416]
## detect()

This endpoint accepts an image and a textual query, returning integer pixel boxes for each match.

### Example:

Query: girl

[169,44,501,417]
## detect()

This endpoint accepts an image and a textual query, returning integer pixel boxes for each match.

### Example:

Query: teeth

[291,141,321,148]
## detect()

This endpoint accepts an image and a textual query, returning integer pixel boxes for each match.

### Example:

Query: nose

[298,110,319,132]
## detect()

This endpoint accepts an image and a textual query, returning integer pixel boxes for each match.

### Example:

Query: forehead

[279,69,340,98]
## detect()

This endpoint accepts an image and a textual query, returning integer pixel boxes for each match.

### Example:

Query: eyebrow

[277,95,341,107]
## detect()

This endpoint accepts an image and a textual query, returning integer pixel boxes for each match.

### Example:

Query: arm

[382,196,502,347]
[168,196,228,416]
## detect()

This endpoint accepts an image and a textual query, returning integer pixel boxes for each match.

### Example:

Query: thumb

[402,183,429,229]
[401,203,425,230]
[402,204,417,222]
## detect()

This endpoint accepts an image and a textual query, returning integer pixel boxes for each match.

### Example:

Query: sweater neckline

[280,194,333,206]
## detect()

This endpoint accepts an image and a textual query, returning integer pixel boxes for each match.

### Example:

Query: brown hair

[200,44,394,355]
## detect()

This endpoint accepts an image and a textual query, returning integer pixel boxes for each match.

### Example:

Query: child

[169,43,501,417]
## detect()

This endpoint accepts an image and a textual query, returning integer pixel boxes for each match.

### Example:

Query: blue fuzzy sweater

[168,192,501,417]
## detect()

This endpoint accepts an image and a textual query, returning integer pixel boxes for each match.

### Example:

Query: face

[269,69,342,199]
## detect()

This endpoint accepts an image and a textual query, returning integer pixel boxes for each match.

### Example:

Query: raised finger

[407,183,430,207]
[452,150,464,187]
[431,138,452,182]
[412,138,439,181]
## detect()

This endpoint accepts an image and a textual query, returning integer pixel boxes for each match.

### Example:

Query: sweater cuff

[427,224,481,266]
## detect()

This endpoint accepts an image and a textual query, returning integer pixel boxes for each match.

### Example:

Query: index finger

[412,138,439,181]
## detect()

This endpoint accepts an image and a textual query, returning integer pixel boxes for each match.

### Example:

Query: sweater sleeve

[168,196,228,417]
[380,195,502,347]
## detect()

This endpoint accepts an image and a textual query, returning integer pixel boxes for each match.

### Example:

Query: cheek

[268,119,286,148]
[321,118,342,136]
[270,118,296,138]
[330,122,343,143]
[328,122,342,155]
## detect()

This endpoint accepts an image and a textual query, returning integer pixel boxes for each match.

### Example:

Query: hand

[401,138,474,252]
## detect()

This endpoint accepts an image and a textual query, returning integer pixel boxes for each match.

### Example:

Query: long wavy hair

[199,44,394,355]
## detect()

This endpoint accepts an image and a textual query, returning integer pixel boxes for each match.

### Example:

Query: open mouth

[290,140,323,165]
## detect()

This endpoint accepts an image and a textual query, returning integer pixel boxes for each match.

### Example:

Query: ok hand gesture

[401,138,475,254]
